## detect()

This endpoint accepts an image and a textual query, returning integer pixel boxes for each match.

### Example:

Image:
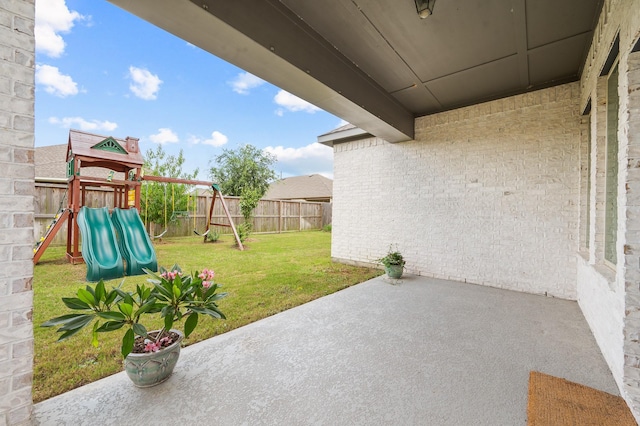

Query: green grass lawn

[33,231,381,403]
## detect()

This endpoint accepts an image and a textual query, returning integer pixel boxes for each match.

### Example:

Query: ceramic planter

[124,329,184,387]
[385,264,404,279]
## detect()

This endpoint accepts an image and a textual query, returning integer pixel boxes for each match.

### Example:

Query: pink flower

[199,268,215,280]
[161,270,182,281]
[202,281,212,289]
[144,341,161,352]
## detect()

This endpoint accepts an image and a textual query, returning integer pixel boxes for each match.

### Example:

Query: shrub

[205,230,220,243]
[237,222,252,244]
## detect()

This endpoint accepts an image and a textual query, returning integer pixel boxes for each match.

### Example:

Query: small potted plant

[42,264,227,387]
[377,246,406,279]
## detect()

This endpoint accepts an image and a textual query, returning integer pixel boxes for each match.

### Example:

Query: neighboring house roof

[265,174,333,201]
[35,144,68,180]
[35,143,125,181]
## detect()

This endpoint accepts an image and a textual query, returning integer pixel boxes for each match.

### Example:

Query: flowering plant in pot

[42,264,227,386]
[377,246,406,279]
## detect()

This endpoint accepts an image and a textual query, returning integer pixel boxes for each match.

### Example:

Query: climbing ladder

[33,209,71,264]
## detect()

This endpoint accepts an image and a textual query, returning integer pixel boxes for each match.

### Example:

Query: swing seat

[193,229,209,237]
[153,229,168,239]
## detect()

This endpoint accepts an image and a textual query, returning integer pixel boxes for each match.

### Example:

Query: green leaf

[132,323,147,338]
[153,282,172,299]
[58,314,95,332]
[184,313,198,337]
[91,321,100,348]
[57,327,84,341]
[122,328,134,358]
[206,292,228,302]
[161,305,174,318]
[123,293,134,306]
[96,321,126,332]
[134,299,157,317]
[42,313,85,328]
[137,285,151,301]
[77,288,95,306]
[118,303,133,317]
[146,302,163,314]
[95,280,106,303]
[62,297,90,310]
[96,311,126,321]
[164,314,174,331]
[105,289,118,306]
[85,285,96,300]
[204,307,226,320]
[173,284,181,299]
[142,267,162,281]
[113,288,129,300]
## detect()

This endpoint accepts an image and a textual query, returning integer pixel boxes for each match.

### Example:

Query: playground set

[33,129,243,281]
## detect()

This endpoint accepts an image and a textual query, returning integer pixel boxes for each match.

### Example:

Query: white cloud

[49,116,117,132]
[202,131,228,147]
[264,143,333,177]
[35,0,85,58]
[274,90,321,114]
[128,66,162,100]
[35,64,78,97]
[229,72,265,95]
[188,131,228,147]
[149,128,179,144]
[337,119,350,127]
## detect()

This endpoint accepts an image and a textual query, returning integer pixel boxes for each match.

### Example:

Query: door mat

[527,371,636,425]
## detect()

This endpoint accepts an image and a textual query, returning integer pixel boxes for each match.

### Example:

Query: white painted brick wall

[0,1,35,425]
[333,83,582,300]
[576,0,640,422]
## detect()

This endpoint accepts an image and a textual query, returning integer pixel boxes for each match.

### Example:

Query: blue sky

[34,0,343,179]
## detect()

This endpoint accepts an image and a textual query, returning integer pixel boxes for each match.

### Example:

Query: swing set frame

[143,175,244,250]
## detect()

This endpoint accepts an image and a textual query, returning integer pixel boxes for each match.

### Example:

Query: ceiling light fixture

[414,0,436,19]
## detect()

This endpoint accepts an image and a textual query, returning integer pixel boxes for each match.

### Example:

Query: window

[604,63,619,265]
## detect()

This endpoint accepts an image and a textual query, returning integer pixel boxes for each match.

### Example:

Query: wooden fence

[34,179,332,246]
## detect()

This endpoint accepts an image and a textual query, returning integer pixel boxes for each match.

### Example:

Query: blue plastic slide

[77,206,124,282]
[111,208,157,276]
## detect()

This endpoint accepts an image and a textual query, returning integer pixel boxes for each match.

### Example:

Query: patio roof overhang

[107,0,603,143]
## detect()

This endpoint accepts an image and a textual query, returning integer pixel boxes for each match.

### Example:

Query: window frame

[604,60,620,268]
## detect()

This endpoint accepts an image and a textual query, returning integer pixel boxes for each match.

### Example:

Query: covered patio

[33,275,617,425]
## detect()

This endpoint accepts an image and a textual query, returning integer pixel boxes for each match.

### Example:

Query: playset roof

[67,129,144,172]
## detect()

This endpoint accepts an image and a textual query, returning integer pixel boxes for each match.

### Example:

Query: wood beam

[107,0,414,142]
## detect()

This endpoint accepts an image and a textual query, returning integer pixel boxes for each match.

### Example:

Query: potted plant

[377,246,406,279]
[42,264,226,387]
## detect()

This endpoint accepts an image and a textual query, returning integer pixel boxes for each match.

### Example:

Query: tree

[209,144,277,197]
[141,145,198,229]
[237,187,262,243]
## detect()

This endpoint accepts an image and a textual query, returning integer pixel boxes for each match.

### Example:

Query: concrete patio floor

[33,275,619,425]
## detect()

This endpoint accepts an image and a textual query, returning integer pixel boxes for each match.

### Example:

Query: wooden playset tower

[64,130,145,263]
